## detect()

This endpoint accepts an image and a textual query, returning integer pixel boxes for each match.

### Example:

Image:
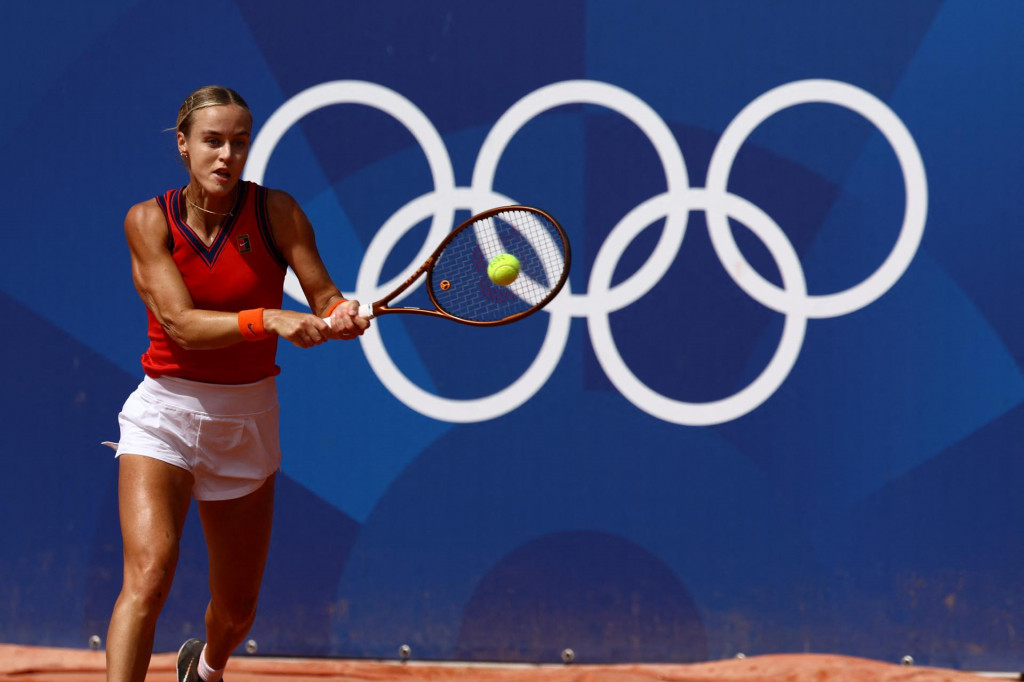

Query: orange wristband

[238,308,268,341]
[325,299,348,317]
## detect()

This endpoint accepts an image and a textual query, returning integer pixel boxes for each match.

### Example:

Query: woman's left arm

[267,188,370,339]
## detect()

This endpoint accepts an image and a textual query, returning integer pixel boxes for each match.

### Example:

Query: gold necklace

[185,188,233,217]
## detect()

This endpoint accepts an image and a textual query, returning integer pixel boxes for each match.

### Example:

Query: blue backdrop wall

[1,0,1022,672]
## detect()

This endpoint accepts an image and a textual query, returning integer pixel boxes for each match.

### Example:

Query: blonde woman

[106,85,369,682]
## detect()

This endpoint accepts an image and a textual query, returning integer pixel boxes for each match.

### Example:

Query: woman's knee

[122,551,178,612]
[210,595,259,638]
[230,603,258,636]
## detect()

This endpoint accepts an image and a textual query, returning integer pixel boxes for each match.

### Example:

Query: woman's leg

[106,455,194,682]
[197,474,276,670]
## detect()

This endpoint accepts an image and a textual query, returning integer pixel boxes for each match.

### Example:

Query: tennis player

[105,85,369,682]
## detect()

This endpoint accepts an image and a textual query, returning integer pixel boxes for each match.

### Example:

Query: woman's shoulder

[124,196,169,242]
[261,185,304,223]
[126,185,179,217]
[260,184,297,208]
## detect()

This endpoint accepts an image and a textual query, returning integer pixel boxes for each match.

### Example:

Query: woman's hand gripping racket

[328,206,571,327]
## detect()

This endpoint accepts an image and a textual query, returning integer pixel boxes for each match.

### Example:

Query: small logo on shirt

[237,234,252,253]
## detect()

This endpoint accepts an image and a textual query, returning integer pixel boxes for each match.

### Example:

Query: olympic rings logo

[245,79,927,426]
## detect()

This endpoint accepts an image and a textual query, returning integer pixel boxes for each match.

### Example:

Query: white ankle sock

[198,645,224,682]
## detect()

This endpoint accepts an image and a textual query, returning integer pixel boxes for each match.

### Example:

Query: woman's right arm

[125,200,249,349]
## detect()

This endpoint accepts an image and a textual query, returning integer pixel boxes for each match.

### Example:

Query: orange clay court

[0,645,1014,682]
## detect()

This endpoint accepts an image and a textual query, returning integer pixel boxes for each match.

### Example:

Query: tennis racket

[328,206,571,327]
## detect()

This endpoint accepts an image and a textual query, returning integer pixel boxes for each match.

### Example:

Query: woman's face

[178,104,252,196]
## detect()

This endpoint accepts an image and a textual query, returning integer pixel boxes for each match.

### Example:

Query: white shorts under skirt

[110,375,282,501]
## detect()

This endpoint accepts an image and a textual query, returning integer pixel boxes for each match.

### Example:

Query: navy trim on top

[254,184,289,271]
[169,183,250,268]
[154,194,175,251]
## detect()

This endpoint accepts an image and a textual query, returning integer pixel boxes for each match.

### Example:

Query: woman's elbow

[163,321,198,350]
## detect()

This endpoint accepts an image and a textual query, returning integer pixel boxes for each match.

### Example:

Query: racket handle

[322,302,375,327]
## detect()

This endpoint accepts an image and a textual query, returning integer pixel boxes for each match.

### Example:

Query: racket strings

[431,209,567,323]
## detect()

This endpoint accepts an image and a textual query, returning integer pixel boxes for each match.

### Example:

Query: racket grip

[322,302,375,327]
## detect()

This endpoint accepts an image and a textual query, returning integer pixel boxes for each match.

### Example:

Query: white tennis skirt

[108,374,282,501]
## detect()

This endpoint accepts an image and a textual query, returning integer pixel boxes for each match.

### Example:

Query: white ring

[472,80,692,319]
[589,188,807,426]
[358,188,573,423]
[244,80,457,304]
[705,79,928,318]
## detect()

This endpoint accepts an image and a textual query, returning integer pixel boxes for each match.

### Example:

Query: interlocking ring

[245,78,927,426]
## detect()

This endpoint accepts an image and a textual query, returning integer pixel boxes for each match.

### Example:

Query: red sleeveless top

[141,182,288,384]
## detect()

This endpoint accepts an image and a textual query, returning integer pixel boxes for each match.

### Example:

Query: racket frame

[363,205,571,326]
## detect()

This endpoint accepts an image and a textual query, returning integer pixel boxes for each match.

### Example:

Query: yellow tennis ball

[487,253,520,286]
